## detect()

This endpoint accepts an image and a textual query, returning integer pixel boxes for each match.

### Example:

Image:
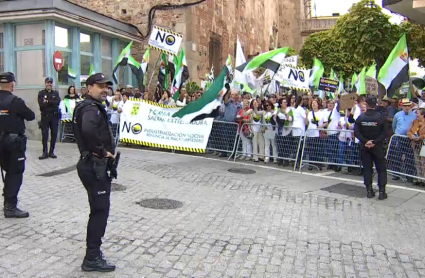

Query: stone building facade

[68,0,306,82]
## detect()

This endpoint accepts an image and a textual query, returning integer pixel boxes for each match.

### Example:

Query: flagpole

[147,54,162,88]
[264,65,282,95]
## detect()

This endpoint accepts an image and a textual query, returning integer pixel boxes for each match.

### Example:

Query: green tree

[401,20,425,67]
[300,0,425,77]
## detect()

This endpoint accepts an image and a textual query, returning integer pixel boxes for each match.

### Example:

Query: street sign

[53,51,64,72]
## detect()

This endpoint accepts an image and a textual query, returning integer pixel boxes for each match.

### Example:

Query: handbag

[243,124,253,139]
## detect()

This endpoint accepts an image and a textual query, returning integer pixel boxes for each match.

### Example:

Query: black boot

[365,185,375,198]
[39,152,48,160]
[81,249,115,272]
[378,186,388,200]
[49,152,57,159]
[4,205,29,218]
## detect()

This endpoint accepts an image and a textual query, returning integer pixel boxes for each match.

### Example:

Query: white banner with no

[148,26,183,56]
[275,65,311,91]
[119,100,213,152]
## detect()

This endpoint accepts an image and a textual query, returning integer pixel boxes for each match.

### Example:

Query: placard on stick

[365,77,378,95]
[318,78,339,92]
[340,93,358,111]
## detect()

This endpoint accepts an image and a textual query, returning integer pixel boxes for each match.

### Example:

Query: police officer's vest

[72,99,114,154]
[0,94,22,134]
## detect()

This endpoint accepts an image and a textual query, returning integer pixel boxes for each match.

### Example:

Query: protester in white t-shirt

[109,91,123,125]
[306,99,326,170]
[292,96,307,137]
[322,100,341,169]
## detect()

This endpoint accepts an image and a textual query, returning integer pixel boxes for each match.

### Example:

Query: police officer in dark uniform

[72,73,116,272]
[38,77,61,159]
[354,95,388,200]
[0,72,35,218]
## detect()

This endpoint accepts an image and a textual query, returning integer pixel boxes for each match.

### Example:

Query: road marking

[122,147,425,194]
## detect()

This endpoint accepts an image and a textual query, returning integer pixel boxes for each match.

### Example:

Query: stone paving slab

[0,141,425,277]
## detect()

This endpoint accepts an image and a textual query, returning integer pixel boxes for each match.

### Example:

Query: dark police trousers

[0,135,26,206]
[361,143,387,187]
[77,157,111,253]
[40,114,59,153]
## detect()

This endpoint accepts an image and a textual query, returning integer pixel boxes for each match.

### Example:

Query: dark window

[209,33,222,78]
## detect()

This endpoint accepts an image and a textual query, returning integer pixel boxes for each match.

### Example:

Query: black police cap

[86,73,113,86]
[366,95,377,106]
[45,77,53,83]
[0,72,16,83]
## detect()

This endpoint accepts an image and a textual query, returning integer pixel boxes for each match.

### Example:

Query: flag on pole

[351,73,358,91]
[226,54,233,83]
[366,63,376,78]
[355,67,367,95]
[112,41,143,86]
[158,53,169,89]
[141,49,150,86]
[378,34,409,97]
[330,68,337,80]
[310,58,324,89]
[171,49,188,101]
[89,64,96,75]
[238,47,291,72]
[172,66,229,123]
[67,66,77,79]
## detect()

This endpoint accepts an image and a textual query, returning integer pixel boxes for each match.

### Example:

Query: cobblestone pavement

[1,141,425,278]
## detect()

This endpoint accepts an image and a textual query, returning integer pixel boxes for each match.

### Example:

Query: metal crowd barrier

[300,128,361,171]
[386,134,423,181]
[111,123,120,146]
[60,122,75,142]
[205,120,239,159]
[233,124,303,171]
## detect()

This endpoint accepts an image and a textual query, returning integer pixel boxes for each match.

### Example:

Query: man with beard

[72,73,116,272]
[38,77,61,159]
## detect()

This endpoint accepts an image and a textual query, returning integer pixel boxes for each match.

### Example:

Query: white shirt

[351,105,361,143]
[307,110,324,137]
[323,106,340,135]
[338,116,350,142]
[264,111,276,131]
[251,110,263,133]
[292,106,306,137]
[110,100,123,124]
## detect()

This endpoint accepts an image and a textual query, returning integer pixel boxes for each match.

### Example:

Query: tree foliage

[300,0,425,78]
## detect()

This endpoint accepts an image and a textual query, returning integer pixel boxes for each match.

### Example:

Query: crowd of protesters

[61,81,425,186]
[208,86,425,186]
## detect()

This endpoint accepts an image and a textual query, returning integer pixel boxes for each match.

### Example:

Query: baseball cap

[45,77,53,83]
[0,72,15,83]
[366,95,377,106]
[85,73,113,86]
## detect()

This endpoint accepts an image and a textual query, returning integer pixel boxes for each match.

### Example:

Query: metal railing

[386,134,423,181]
[60,113,74,142]
[233,123,303,171]
[54,116,425,186]
[205,121,239,160]
[300,128,362,171]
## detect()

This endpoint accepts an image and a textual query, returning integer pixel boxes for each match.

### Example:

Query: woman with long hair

[275,96,294,166]
[236,98,253,160]
[249,98,265,162]
[159,90,176,106]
